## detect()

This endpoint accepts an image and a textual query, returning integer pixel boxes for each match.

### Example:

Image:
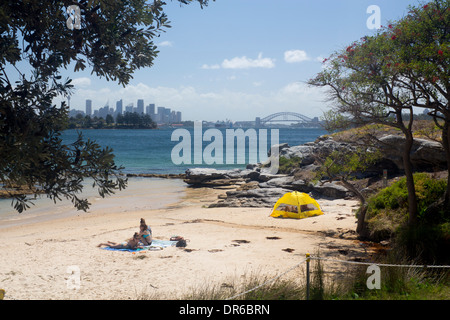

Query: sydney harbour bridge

[254,112,320,127]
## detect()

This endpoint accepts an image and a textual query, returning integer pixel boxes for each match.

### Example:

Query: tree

[105,114,114,125]
[0,0,211,212]
[385,0,450,212]
[309,30,423,225]
[116,113,124,125]
[315,147,381,238]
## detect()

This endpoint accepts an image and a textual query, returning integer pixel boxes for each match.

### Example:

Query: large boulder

[378,135,446,171]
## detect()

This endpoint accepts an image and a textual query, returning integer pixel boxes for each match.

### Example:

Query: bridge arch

[259,112,313,124]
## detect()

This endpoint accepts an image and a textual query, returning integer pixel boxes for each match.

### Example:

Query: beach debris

[282,248,295,253]
[232,239,250,244]
[208,249,223,253]
[266,236,281,240]
[133,254,148,260]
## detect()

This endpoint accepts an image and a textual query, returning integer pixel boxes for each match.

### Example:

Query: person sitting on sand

[97,233,143,250]
[140,218,152,236]
[138,221,152,246]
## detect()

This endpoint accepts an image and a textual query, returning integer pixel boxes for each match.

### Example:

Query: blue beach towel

[101,239,178,252]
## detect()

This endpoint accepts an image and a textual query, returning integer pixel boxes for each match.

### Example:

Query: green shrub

[365,173,449,263]
[277,156,303,174]
[367,173,447,222]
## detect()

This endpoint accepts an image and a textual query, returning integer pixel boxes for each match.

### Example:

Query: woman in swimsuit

[138,219,152,245]
[97,232,143,250]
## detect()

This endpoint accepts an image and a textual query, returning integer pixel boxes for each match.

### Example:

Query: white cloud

[284,50,310,63]
[201,53,275,70]
[71,77,91,87]
[158,41,173,47]
[222,53,275,69]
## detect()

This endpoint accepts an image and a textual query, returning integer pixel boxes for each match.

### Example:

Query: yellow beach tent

[270,191,324,219]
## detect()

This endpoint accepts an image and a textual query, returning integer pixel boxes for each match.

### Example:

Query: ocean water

[60,127,327,174]
[0,126,326,223]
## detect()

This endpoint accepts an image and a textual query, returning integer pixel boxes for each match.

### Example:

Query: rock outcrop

[378,135,446,171]
[183,133,447,208]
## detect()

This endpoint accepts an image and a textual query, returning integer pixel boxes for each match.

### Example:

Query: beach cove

[0,176,368,300]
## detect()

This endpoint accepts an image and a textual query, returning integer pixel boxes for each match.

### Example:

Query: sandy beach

[0,178,367,300]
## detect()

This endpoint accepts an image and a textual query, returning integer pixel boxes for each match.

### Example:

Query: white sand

[0,179,366,300]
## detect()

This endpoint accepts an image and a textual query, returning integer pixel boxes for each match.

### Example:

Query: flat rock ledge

[183,167,352,208]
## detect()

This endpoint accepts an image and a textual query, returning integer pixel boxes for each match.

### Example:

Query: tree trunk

[403,131,419,226]
[442,120,450,214]
[340,180,369,238]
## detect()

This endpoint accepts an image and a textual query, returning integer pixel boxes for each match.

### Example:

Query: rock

[209,187,290,208]
[259,176,294,189]
[236,181,260,191]
[311,181,351,199]
[267,143,290,156]
[188,133,447,208]
[183,168,246,187]
[378,135,446,171]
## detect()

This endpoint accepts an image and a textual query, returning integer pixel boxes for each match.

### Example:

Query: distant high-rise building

[170,111,176,123]
[157,107,165,123]
[164,108,171,123]
[146,103,155,117]
[116,99,123,115]
[98,105,109,119]
[125,103,133,113]
[137,99,144,114]
[176,111,182,123]
[86,99,92,116]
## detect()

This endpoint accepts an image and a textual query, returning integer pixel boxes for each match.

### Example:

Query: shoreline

[0,177,187,230]
[0,176,370,300]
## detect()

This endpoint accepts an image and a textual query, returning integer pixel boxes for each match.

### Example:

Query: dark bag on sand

[171,235,187,247]
[176,239,187,247]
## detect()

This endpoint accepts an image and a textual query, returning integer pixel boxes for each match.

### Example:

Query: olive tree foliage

[0,0,211,212]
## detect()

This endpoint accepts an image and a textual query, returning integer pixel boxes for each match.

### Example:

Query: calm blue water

[0,126,327,222]
[60,127,327,174]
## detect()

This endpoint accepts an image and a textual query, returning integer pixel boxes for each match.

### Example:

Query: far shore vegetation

[66,112,158,130]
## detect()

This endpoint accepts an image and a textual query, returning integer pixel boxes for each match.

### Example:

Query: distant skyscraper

[164,108,171,123]
[176,111,182,123]
[125,103,133,113]
[137,99,144,114]
[85,99,92,116]
[146,103,155,117]
[116,99,123,115]
[157,107,165,123]
[98,105,109,119]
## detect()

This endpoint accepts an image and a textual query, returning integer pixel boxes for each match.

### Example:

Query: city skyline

[69,98,182,124]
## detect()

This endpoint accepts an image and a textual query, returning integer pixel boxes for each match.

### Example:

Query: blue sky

[61,0,421,121]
